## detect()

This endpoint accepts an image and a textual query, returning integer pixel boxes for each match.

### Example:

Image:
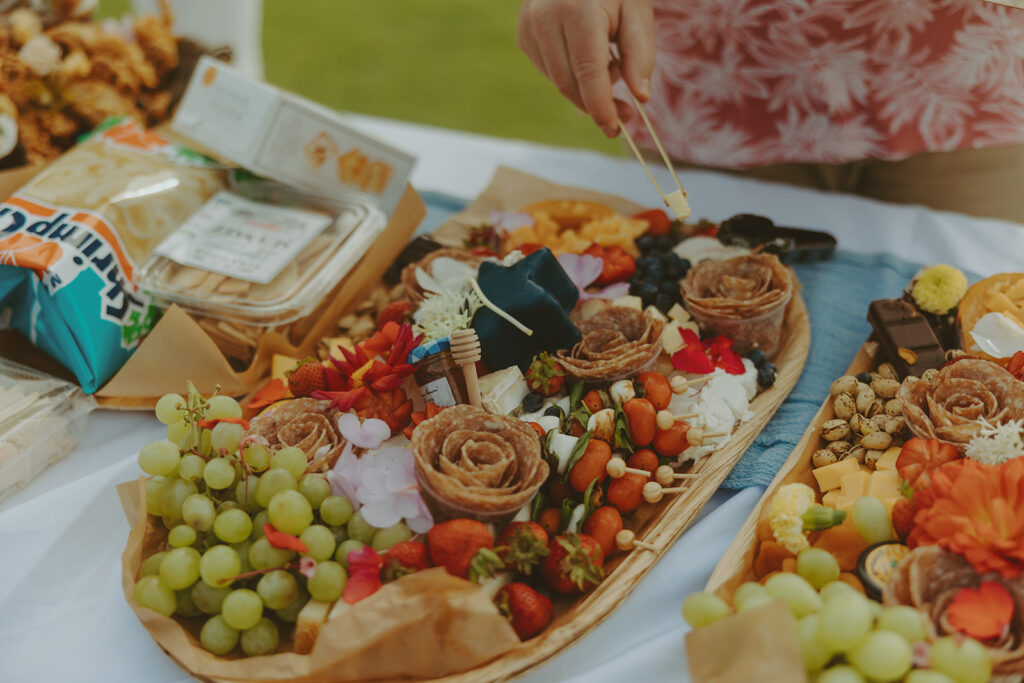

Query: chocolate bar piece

[867,299,947,379]
[383,236,443,284]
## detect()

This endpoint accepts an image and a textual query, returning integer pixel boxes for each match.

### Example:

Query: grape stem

[221,561,301,584]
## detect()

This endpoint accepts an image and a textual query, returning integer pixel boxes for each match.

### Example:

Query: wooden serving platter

[442,294,811,682]
[704,342,878,600]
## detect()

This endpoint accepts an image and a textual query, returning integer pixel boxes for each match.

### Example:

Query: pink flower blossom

[557,253,631,301]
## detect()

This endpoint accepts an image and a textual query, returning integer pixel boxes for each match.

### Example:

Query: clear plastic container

[0,359,96,502]
[138,176,387,368]
[687,289,792,358]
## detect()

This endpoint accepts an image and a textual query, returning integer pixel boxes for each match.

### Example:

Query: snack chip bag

[0,118,226,392]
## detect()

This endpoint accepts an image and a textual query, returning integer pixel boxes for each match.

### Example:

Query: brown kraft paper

[118,479,520,682]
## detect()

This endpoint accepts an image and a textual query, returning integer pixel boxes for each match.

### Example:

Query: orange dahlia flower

[908,457,1024,579]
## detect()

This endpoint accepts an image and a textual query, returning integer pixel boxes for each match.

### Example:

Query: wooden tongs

[611,54,691,220]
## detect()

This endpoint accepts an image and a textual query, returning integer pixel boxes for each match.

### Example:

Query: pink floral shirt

[624,0,1024,167]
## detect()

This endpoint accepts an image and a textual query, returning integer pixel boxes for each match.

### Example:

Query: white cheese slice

[479,366,530,415]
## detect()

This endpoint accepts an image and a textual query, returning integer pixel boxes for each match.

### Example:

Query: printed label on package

[0,194,153,349]
[153,191,333,285]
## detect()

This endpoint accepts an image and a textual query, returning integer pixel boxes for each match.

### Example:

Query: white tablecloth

[1,116,1022,683]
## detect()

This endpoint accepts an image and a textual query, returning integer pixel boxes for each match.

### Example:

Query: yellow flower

[912,264,968,315]
[768,483,846,554]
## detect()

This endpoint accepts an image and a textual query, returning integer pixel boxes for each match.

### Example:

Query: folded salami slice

[249,398,345,473]
[556,306,664,381]
[900,358,1024,452]
[411,405,547,522]
[682,253,793,357]
[884,546,1024,681]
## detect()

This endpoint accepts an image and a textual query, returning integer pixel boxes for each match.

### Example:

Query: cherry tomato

[569,438,612,493]
[537,507,562,537]
[623,398,657,447]
[652,421,690,458]
[634,209,672,236]
[583,506,623,558]
[638,372,672,411]
[583,389,605,413]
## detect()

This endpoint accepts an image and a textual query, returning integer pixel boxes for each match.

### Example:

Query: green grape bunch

[132,384,406,658]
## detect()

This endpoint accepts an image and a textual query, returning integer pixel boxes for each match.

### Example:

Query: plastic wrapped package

[0,117,227,392]
[139,175,387,370]
[0,358,96,501]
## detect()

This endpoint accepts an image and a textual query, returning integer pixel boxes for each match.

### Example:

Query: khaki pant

[678,144,1024,225]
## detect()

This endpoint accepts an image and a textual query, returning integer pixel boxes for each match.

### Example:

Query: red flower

[909,458,1024,578]
[947,580,1015,641]
[670,328,744,375]
[313,322,421,432]
[343,546,385,604]
[263,523,309,554]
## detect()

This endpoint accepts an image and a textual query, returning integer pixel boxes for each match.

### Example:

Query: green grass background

[98,0,620,156]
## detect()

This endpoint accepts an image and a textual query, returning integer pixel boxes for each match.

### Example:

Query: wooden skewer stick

[654,465,702,487]
[449,329,483,408]
[615,529,656,552]
[611,57,690,222]
[685,427,730,447]
[606,458,652,480]
[642,481,694,503]
[670,375,713,394]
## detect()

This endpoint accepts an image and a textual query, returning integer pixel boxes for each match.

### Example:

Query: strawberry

[890,497,916,542]
[427,518,504,581]
[525,352,566,397]
[540,533,605,594]
[897,437,960,493]
[286,359,327,397]
[496,521,550,576]
[383,540,430,581]
[495,582,553,640]
[376,300,415,329]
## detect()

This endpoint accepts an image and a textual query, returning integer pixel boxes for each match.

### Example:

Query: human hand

[517,0,654,138]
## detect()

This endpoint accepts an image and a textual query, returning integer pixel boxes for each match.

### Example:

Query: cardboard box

[172,57,415,215]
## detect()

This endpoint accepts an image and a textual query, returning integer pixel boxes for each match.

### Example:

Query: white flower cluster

[964,417,1024,466]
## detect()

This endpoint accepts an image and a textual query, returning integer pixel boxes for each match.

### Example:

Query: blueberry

[658,280,679,294]
[679,258,692,272]
[633,260,647,277]
[640,255,660,271]
[634,281,658,300]
[654,235,674,252]
[636,235,656,254]
[856,371,872,384]
[747,349,767,368]
[666,252,684,266]
[522,392,545,413]
[544,405,563,417]
[757,364,777,389]
[646,264,665,282]
[654,292,676,311]
[665,262,684,279]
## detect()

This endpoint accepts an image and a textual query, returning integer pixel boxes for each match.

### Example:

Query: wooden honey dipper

[449,329,482,408]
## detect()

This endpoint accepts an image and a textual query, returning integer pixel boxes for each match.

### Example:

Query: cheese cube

[322,336,354,357]
[822,490,841,509]
[612,295,643,310]
[271,354,300,381]
[840,470,871,499]
[874,446,901,472]
[869,470,901,502]
[834,496,857,514]
[812,458,861,493]
[662,325,686,354]
[987,291,1021,318]
[644,305,669,323]
[1006,278,1024,304]
[667,303,691,323]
